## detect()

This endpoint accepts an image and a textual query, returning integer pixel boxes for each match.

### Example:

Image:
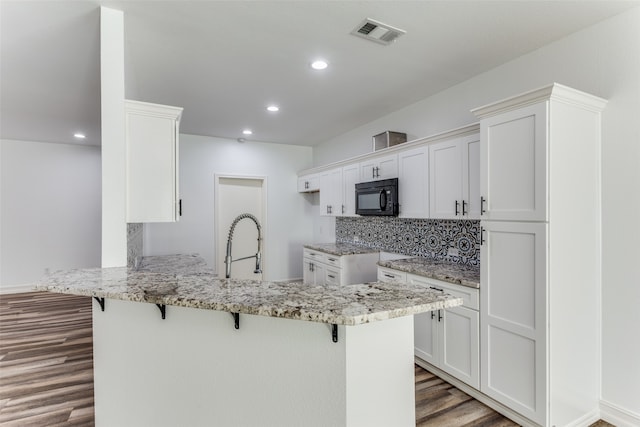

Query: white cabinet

[480,221,546,421]
[478,102,547,221]
[377,267,480,389]
[407,273,479,389]
[341,163,359,216]
[360,153,398,181]
[319,168,342,216]
[429,134,480,219]
[297,174,319,192]
[377,267,406,283]
[125,100,183,223]
[398,146,429,218]
[473,84,607,427]
[303,248,378,285]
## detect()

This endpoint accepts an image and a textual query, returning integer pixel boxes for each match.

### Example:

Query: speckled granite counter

[303,242,379,256]
[36,254,462,326]
[378,258,480,288]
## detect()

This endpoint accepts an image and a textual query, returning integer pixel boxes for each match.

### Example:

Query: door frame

[214,174,268,279]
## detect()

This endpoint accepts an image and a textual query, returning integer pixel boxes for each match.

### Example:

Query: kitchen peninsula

[37,255,462,427]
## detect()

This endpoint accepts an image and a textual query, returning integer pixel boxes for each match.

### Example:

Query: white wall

[144,134,314,281]
[0,140,101,292]
[313,6,640,421]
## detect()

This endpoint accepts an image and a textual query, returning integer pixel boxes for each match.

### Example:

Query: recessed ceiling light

[73,133,86,139]
[311,60,328,70]
[242,129,253,135]
[267,105,279,112]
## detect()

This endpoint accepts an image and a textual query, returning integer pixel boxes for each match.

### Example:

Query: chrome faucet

[224,213,262,279]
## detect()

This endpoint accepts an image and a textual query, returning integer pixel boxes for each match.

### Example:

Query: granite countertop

[377,258,480,289]
[303,242,379,256]
[36,254,461,326]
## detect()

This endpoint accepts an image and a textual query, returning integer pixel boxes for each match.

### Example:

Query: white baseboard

[565,409,601,427]
[601,400,640,427]
[0,283,37,295]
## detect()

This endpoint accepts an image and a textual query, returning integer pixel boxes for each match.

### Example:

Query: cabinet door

[319,168,342,216]
[440,306,479,389]
[480,221,547,425]
[480,102,548,221]
[297,174,319,193]
[462,136,481,219]
[342,164,359,216]
[398,146,429,218]
[125,101,182,223]
[429,139,463,219]
[360,154,398,181]
[414,310,439,366]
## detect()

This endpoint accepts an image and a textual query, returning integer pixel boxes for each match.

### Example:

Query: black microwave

[355,178,399,216]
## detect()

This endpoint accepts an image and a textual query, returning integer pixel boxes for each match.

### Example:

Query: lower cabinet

[303,248,378,286]
[378,267,480,389]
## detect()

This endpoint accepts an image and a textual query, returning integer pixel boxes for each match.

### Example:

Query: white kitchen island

[37,255,462,427]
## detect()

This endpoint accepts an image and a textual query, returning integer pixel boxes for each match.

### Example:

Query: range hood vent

[351,18,406,45]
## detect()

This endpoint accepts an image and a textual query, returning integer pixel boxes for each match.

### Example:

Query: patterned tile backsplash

[336,217,480,266]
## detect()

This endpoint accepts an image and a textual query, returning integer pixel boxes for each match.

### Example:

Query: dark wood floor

[0,292,615,426]
[0,292,94,426]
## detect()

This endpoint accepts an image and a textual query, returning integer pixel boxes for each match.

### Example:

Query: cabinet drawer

[303,249,325,263]
[407,273,479,310]
[324,254,341,268]
[325,268,341,286]
[377,267,407,283]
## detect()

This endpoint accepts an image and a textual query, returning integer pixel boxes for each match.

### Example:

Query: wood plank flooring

[0,292,616,427]
[0,292,94,426]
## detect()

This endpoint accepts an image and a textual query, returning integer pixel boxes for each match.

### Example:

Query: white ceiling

[2,1,638,147]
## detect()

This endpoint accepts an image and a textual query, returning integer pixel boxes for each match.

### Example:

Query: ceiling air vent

[351,18,406,45]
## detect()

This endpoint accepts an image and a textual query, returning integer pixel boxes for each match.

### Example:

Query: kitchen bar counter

[36,254,462,427]
[37,255,461,326]
[378,258,480,288]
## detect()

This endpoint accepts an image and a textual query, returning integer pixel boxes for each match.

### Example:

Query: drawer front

[303,248,325,263]
[324,254,341,269]
[407,273,479,310]
[377,267,407,283]
[325,268,341,286]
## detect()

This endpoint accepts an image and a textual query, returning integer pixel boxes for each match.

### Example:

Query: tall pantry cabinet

[472,84,606,426]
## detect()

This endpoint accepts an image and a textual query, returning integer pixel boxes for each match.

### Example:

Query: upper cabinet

[429,134,480,219]
[341,163,360,216]
[360,153,398,181]
[319,167,343,216]
[297,173,319,192]
[398,146,429,218]
[477,102,547,221]
[297,124,479,219]
[125,100,183,223]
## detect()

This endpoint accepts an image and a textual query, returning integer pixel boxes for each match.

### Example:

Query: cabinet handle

[429,286,444,292]
[375,166,380,178]
[481,196,486,215]
[179,199,182,216]
[309,263,315,272]
[328,258,336,262]
[328,274,335,279]
[480,227,485,245]
[342,204,345,215]
[462,200,467,216]
[431,311,435,320]
[455,200,460,216]
[438,309,443,322]
[305,181,309,189]
[384,273,396,279]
